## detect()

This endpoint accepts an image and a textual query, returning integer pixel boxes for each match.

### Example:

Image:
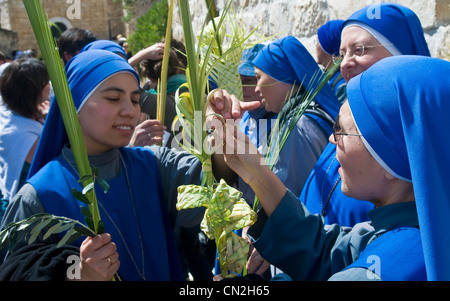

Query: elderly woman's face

[330,102,390,202]
[78,73,141,155]
[254,67,294,113]
[340,26,392,83]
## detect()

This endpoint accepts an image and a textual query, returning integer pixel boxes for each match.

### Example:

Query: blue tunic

[28,147,184,281]
[344,227,426,281]
[299,142,374,227]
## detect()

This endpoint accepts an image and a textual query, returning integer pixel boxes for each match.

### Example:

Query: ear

[63,52,73,64]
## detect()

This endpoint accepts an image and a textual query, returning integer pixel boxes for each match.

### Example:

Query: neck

[371,179,415,208]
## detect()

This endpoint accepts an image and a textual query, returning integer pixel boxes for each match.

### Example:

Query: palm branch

[174,0,259,278]
[253,59,342,211]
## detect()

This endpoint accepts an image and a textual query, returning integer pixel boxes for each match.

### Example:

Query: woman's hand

[247,247,271,275]
[222,122,286,217]
[221,122,266,185]
[130,119,166,147]
[206,89,260,120]
[207,89,286,216]
[128,43,165,68]
[78,233,120,281]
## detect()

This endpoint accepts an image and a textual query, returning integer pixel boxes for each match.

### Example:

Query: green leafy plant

[127,0,168,56]
[21,0,103,234]
[156,0,174,128]
[173,0,259,278]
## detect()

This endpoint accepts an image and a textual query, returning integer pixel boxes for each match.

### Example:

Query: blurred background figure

[0,58,50,219]
[57,27,97,65]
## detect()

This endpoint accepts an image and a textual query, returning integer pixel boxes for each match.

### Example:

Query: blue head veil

[238,43,265,77]
[28,50,140,179]
[343,3,430,56]
[253,36,341,119]
[80,40,128,59]
[317,20,345,56]
[347,55,450,280]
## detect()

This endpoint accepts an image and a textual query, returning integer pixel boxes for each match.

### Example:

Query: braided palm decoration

[177,179,256,278]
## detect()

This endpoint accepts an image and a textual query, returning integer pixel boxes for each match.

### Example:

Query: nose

[329,133,337,145]
[340,54,357,82]
[120,98,139,118]
[254,84,260,94]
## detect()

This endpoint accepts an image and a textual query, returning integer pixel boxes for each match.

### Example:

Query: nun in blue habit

[238,44,277,150]
[237,36,341,206]
[316,19,347,103]
[346,56,450,281]
[0,50,206,281]
[299,3,431,227]
[80,39,128,60]
[239,55,450,281]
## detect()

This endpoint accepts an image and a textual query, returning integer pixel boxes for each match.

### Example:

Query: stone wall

[171,0,450,61]
[0,28,18,57]
[0,0,125,52]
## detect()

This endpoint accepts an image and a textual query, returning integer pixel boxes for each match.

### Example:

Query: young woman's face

[340,26,392,83]
[78,73,141,155]
[330,102,389,202]
[254,67,294,113]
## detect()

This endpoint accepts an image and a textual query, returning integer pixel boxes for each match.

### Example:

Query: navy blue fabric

[28,147,184,281]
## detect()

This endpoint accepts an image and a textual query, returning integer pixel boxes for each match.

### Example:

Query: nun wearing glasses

[220,55,450,281]
[299,3,431,228]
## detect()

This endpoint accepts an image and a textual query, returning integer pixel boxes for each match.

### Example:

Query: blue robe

[28,147,184,281]
[299,142,375,227]
[344,227,426,281]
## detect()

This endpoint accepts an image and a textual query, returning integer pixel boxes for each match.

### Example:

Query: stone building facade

[0,0,126,56]
[171,0,450,61]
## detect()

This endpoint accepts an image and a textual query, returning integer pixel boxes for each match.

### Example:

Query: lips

[114,125,134,132]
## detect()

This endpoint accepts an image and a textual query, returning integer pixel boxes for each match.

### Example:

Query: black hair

[57,28,97,63]
[0,58,50,119]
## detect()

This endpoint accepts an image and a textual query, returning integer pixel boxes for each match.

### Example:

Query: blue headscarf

[238,44,265,77]
[317,20,345,56]
[347,55,450,280]
[253,36,341,119]
[343,3,430,56]
[28,50,139,179]
[81,40,128,59]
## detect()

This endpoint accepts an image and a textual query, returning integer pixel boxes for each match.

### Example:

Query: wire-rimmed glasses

[332,121,362,142]
[332,44,393,64]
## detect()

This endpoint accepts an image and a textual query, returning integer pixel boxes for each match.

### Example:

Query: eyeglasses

[332,122,362,142]
[332,44,393,64]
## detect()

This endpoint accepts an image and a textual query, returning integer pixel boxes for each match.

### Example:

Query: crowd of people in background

[0,2,449,282]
